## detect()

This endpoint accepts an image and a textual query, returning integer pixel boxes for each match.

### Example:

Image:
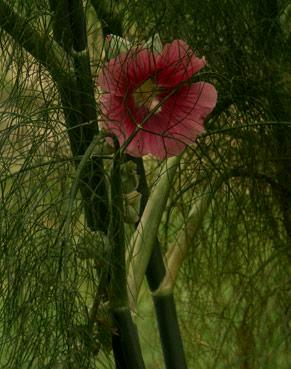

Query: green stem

[109,150,127,307]
[127,156,180,307]
[153,294,187,369]
[49,0,109,231]
[109,147,146,369]
[131,156,187,369]
[48,0,73,52]
[112,308,145,369]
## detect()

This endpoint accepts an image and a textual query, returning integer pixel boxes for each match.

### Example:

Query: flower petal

[162,82,217,143]
[125,115,186,159]
[157,40,206,88]
[98,48,158,96]
[98,38,217,159]
[98,53,129,96]
[99,93,125,121]
[127,48,158,87]
[100,83,217,159]
[144,133,186,159]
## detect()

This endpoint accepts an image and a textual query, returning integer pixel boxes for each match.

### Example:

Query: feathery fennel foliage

[0,1,290,368]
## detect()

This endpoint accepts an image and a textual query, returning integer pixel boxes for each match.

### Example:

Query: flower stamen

[133,79,162,113]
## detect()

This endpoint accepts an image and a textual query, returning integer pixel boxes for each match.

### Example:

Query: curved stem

[127,156,188,369]
[127,156,180,307]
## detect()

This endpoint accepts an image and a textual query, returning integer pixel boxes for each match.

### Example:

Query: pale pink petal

[123,128,166,159]
[156,40,206,88]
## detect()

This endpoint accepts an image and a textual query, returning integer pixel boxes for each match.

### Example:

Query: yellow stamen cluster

[133,79,161,113]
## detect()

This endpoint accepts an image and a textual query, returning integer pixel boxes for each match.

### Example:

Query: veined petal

[157,40,206,88]
[98,53,128,96]
[99,93,125,121]
[127,48,158,87]
[124,115,187,159]
[98,48,158,96]
[98,38,217,159]
[162,82,217,142]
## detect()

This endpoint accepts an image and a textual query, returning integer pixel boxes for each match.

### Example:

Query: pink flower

[98,39,217,159]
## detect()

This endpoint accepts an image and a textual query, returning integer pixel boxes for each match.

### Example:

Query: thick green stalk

[109,148,146,369]
[126,156,186,368]
[152,294,187,369]
[127,156,180,307]
[130,156,187,369]
[128,157,167,290]
[48,0,73,52]
[109,151,127,308]
[150,179,223,369]
[147,189,215,368]
[49,0,109,231]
